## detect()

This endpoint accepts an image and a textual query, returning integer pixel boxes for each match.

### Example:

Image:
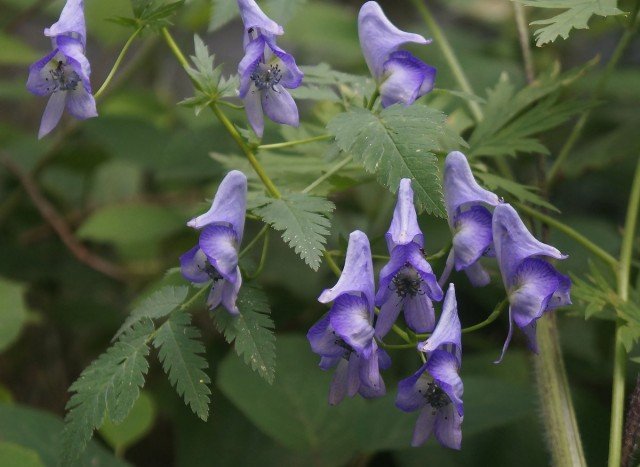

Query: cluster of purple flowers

[307,151,570,448]
[27,0,97,139]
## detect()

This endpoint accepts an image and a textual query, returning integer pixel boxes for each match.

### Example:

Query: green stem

[239,225,269,258]
[179,283,211,311]
[246,230,270,280]
[409,0,483,122]
[548,4,640,185]
[161,28,281,199]
[517,203,618,270]
[94,27,143,99]
[217,100,244,110]
[323,250,343,277]
[377,341,416,350]
[609,158,640,467]
[416,299,507,339]
[302,155,353,194]
[366,88,380,111]
[258,134,332,150]
[513,3,535,83]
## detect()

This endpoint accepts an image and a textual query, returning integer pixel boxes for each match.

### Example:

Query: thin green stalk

[179,283,211,311]
[609,159,640,467]
[548,4,640,184]
[323,250,343,277]
[258,134,332,150]
[239,225,269,258]
[302,155,353,194]
[517,203,618,270]
[217,100,244,111]
[513,3,535,83]
[409,0,483,122]
[416,299,507,339]
[366,88,380,111]
[94,27,143,99]
[246,231,270,280]
[377,341,416,350]
[161,28,281,199]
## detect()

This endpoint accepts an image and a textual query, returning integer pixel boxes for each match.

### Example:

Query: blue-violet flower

[358,1,436,107]
[307,230,390,405]
[375,179,443,337]
[442,151,502,287]
[26,0,96,139]
[493,204,571,362]
[397,283,463,449]
[180,170,248,315]
[237,0,303,137]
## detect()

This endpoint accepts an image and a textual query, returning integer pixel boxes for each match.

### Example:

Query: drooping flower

[358,1,436,107]
[397,284,463,449]
[180,170,248,315]
[307,230,390,405]
[375,179,443,338]
[237,0,303,137]
[441,151,502,287]
[27,0,95,139]
[493,204,570,362]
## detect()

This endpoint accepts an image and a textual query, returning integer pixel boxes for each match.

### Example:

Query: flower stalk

[609,158,640,467]
[93,27,143,99]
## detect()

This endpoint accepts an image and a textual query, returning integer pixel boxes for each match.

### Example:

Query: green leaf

[61,320,154,465]
[77,203,183,246]
[0,442,44,467]
[130,0,184,28]
[0,279,28,352]
[250,193,334,270]
[474,172,559,212]
[514,0,623,46]
[209,0,239,31]
[0,404,128,467]
[114,285,189,340]
[218,336,535,464]
[213,285,276,384]
[98,391,156,453]
[153,312,212,420]
[570,261,618,320]
[328,105,464,217]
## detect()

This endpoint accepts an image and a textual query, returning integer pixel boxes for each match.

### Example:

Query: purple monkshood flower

[441,151,502,287]
[493,204,571,363]
[180,170,248,315]
[27,0,95,139]
[397,284,463,449]
[375,179,443,338]
[358,1,436,108]
[237,0,302,137]
[307,231,390,405]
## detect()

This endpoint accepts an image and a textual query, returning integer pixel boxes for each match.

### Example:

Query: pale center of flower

[45,60,80,93]
[250,62,282,92]
[391,264,423,298]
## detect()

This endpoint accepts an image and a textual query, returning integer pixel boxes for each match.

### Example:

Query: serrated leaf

[131,0,184,28]
[328,105,464,216]
[213,285,276,384]
[570,261,620,320]
[475,172,559,212]
[61,320,153,465]
[209,0,239,32]
[114,285,189,340]
[153,312,211,420]
[250,193,335,270]
[514,0,623,46]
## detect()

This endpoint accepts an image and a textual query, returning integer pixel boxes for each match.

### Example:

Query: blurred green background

[0,0,639,465]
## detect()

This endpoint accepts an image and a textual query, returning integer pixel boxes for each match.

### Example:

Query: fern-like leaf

[153,312,212,420]
[60,320,153,465]
[214,285,276,384]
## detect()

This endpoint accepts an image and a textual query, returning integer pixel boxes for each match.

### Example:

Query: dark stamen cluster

[421,382,451,409]
[331,330,352,352]
[391,263,424,298]
[251,64,282,92]
[204,263,223,282]
[45,60,80,93]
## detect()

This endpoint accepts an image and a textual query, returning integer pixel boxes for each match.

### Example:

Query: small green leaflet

[113,285,189,340]
[61,320,154,465]
[328,105,465,217]
[475,172,559,212]
[180,35,239,114]
[570,261,618,319]
[154,312,212,420]
[469,65,594,159]
[112,0,184,30]
[250,193,335,270]
[213,285,276,384]
[513,0,623,46]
